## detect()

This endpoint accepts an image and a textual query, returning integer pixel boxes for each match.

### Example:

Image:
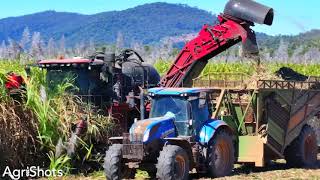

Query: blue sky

[0,0,318,35]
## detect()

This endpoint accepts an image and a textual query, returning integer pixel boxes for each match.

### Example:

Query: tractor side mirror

[187,119,193,129]
[199,92,207,108]
[199,98,207,109]
[187,102,193,129]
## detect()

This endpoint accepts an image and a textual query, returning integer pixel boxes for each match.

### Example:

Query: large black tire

[156,145,189,180]
[104,144,135,180]
[207,130,234,178]
[284,125,318,168]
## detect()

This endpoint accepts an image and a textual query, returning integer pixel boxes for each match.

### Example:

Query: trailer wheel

[156,145,189,180]
[207,129,234,177]
[285,125,317,168]
[104,144,135,180]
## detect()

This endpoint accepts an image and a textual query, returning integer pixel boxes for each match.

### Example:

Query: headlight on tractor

[143,128,151,143]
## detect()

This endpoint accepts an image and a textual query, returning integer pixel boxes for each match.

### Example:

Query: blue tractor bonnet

[129,112,176,143]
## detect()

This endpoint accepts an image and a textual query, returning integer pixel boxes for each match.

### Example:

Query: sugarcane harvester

[12,49,160,131]
[104,0,314,180]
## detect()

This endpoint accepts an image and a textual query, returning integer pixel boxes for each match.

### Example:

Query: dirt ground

[51,154,320,180]
[199,158,320,180]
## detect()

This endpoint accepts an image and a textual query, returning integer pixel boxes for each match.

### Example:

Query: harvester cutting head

[224,0,274,26]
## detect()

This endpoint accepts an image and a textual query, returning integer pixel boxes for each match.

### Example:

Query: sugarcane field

[0,0,319,179]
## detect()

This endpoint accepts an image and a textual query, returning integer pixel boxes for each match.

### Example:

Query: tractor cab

[147,88,214,137]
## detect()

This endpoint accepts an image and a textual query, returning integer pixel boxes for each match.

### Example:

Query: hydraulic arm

[160,15,248,87]
[160,0,274,87]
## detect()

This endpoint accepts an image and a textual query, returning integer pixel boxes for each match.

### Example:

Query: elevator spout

[224,0,274,26]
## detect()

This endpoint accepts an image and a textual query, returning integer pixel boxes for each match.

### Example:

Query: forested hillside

[0,3,215,45]
[0,2,319,63]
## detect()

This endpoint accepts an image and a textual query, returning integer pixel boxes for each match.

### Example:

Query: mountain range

[0,3,215,45]
[0,2,319,54]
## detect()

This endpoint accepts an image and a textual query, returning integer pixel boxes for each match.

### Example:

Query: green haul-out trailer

[193,74,320,167]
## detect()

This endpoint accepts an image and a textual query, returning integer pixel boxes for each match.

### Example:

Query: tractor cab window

[150,96,190,136]
[189,94,209,133]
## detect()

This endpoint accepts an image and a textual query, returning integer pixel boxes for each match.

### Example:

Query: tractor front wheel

[285,125,318,168]
[207,129,234,177]
[156,145,189,180]
[104,144,135,180]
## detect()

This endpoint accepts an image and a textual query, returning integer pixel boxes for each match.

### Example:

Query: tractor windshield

[150,96,190,136]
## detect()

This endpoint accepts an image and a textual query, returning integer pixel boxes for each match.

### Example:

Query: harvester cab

[37,58,110,97]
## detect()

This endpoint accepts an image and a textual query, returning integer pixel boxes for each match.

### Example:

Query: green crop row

[154,60,320,77]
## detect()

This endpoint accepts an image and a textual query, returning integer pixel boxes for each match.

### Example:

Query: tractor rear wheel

[104,144,135,180]
[285,125,318,168]
[207,129,234,177]
[156,145,189,180]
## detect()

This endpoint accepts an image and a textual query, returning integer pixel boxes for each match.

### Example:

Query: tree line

[1,27,320,65]
[0,27,96,61]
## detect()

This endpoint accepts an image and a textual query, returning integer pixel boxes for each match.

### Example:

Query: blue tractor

[104,88,235,179]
